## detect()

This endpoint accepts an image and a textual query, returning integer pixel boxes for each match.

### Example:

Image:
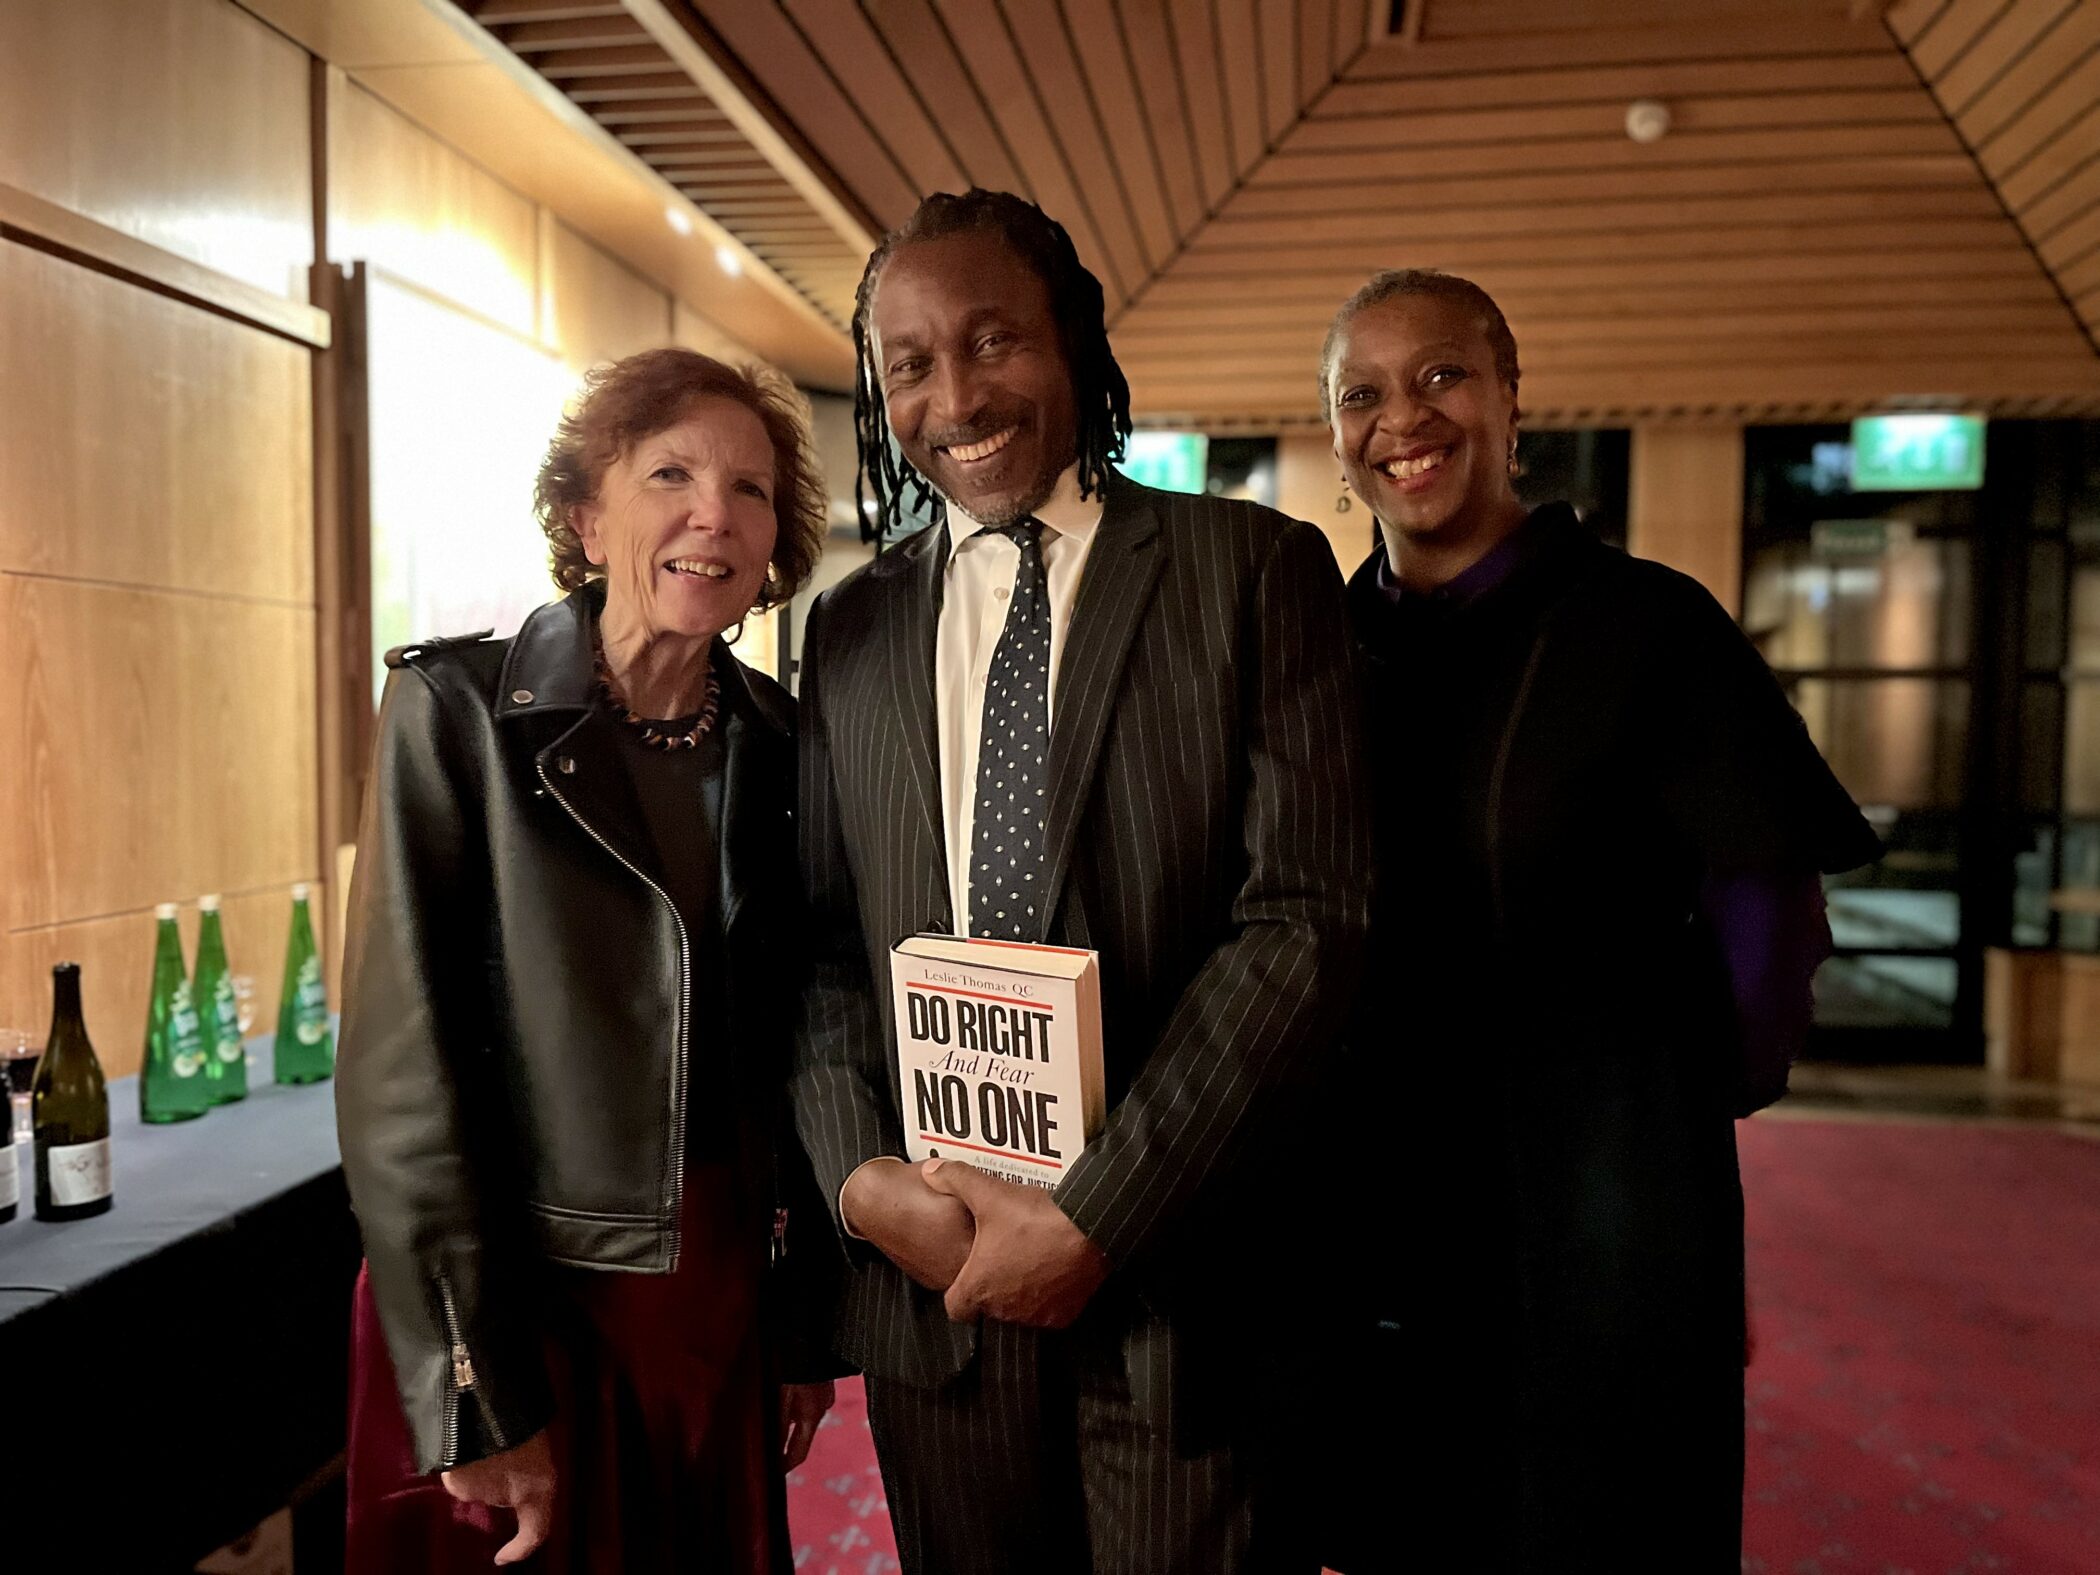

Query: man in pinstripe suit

[791,190,1369,1575]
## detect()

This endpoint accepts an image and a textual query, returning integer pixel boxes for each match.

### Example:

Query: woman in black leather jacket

[337,348,841,1573]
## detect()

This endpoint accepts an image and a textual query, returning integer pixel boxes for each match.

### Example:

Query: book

[889,934,1106,1189]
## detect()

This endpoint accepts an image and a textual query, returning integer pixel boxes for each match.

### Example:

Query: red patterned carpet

[1739,1117,2100,1574]
[786,1118,2100,1573]
[786,1375,898,1574]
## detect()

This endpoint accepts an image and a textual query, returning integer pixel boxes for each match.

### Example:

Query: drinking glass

[1,1028,36,1143]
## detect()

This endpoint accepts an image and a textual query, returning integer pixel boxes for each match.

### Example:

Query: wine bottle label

[48,1138,112,1205]
[0,1147,18,1211]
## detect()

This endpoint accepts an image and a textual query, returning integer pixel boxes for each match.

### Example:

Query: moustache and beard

[916,409,1066,528]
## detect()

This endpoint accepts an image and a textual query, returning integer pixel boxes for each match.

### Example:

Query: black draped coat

[1329,505,1879,1573]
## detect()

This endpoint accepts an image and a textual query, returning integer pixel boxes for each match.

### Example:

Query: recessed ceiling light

[665,205,693,236]
[1625,99,1671,143]
[715,245,743,277]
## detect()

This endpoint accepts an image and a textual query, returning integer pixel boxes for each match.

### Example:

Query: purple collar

[1375,509,1551,608]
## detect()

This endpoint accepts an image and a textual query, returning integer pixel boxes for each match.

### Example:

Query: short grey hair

[1319,269,1521,420]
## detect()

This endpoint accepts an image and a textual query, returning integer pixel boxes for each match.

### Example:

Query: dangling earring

[1507,443,1522,481]
[1336,475,1352,514]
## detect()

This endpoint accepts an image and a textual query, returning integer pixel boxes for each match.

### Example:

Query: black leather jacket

[336,586,836,1473]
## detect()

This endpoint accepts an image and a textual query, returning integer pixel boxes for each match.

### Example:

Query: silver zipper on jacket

[437,1272,507,1466]
[537,757,690,1271]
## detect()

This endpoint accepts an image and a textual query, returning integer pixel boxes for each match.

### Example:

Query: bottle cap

[156,902,179,921]
[290,882,311,902]
[199,894,221,912]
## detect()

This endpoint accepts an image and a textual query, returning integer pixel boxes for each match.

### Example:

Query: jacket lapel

[880,525,951,922]
[1041,480,1164,932]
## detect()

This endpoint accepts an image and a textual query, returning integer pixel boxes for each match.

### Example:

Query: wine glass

[1,1028,35,1143]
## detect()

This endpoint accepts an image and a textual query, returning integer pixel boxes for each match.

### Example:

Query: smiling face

[1327,292,1520,550]
[870,229,1080,527]
[572,396,780,645]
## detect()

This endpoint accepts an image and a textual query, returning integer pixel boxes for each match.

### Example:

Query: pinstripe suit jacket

[791,473,1369,1424]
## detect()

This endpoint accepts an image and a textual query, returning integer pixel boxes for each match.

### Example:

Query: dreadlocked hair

[850,188,1133,543]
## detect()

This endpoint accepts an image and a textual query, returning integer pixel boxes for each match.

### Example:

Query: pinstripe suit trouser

[863,1318,1316,1575]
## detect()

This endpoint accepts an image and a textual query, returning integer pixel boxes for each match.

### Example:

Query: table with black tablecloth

[0,1036,358,1571]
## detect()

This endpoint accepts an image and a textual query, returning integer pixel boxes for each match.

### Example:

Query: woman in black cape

[1316,270,1881,1574]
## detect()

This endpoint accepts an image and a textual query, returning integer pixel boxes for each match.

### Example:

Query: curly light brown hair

[533,347,826,611]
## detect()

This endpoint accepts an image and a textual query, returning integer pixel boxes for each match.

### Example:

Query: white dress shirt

[935,464,1103,937]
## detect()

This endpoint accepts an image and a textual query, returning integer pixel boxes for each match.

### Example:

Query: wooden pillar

[1274,429,1376,576]
[1628,425,1745,615]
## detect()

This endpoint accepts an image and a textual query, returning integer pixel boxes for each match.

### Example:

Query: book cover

[888,934,1105,1189]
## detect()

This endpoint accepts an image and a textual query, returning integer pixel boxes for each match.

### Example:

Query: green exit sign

[1850,413,1985,491]
[1121,431,1208,495]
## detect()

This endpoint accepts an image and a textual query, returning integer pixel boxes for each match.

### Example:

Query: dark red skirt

[345,1163,785,1574]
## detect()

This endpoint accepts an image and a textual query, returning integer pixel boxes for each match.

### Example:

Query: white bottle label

[48,1138,112,1205]
[0,1147,18,1211]
[294,955,329,1045]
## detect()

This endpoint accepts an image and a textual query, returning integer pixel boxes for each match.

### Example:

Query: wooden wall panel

[672,300,761,366]
[547,220,673,370]
[0,245,313,604]
[0,885,325,1083]
[0,577,318,935]
[1275,428,1371,575]
[0,0,312,299]
[1627,425,1745,615]
[329,80,541,336]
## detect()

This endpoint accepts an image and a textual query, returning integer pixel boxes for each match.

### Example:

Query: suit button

[558,756,576,774]
[512,689,534,704]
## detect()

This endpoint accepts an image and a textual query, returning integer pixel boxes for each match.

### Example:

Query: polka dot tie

[968,519,1051,940]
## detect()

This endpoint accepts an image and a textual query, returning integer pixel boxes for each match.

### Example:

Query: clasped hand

[842,1157,1109,1328]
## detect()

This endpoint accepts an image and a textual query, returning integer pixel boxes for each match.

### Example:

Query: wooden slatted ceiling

[1889,0,2100,348]
[1118,0,2100,425]
[472,0,2100,423]
[675,0,1379,314]
[457,0,867,327]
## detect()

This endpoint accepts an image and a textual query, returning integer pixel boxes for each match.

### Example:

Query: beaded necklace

[593,637,721,751]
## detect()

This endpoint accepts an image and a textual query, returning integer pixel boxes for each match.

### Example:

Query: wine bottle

[34,962,113,1221]
[194,894,246,1104]
[274,883,334,1085]
[0,1064,17,1225]
[140,903,211,1124]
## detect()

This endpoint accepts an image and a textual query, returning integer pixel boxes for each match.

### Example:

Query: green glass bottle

[34,962,113,1221]
[194,894,246,1104]
[274,883,334,1085]
[141,903,211,1123]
